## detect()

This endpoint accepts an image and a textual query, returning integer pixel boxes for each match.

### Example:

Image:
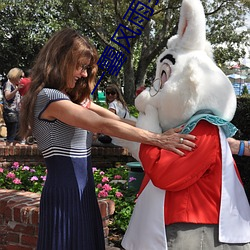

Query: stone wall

[0,143,135,169]
[0,189,115,250]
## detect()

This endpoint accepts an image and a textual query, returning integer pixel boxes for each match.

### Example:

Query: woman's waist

[40,146,91,158]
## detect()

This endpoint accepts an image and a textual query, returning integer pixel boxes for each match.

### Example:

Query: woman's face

[106,88,117,102]
[70,58,91,89]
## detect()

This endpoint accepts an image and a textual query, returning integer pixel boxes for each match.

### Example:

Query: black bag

[3,110,19,123]
[98,134,112,144]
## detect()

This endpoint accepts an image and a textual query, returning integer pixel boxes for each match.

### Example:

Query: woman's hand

[158,127,197,156]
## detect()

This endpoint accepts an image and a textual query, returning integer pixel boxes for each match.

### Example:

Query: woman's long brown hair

[19,28,98,138]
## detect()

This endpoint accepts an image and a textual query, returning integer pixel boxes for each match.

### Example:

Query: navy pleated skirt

[37,156,105,250]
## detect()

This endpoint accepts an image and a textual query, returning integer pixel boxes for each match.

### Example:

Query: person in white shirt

[105,83,134,120]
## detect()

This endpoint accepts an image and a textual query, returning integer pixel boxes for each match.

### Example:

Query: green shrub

[93,166,137,233]
[242,85,249,95]
[128,104,139,118]
[0,162,137,234]
[231,95,250,201]
[0,162,46,193]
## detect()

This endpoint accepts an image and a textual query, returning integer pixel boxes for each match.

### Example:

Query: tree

[241,0,250,9]
[204,0,249,65]
[59,0,249,103]
[0,0,75,77]
[0,0,249,104]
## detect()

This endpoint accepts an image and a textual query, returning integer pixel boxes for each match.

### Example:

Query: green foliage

[93,100,107,108]
[241,0,250,8]
[0,162,46,193]
[242,85,249,95]
[0,1,63,75]
[0,0,248,103]
[231,96,250,201]
[128,104,139,118]
[93,166,137,233]
[232,96,250,139]
[0,162,137,234]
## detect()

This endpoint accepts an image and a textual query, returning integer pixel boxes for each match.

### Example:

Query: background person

[3,67,24,146]
[19,69,31,96]
[227,137,250,156]
[18,69,32,144]
[97,83,136,144]
[19,28,196,250]
[105,83,133,120]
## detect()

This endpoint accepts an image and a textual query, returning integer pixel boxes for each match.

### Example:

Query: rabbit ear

[177,0,206,50]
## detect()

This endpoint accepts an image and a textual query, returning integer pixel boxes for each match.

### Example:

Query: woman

[19,28,196,250]
[3,67,24,146]
[105,83,132,119]
[98,83,136,143]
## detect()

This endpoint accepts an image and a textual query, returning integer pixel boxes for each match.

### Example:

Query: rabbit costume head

[135,0,236,132]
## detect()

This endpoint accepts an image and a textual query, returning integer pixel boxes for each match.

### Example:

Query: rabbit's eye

[160,63,171,88]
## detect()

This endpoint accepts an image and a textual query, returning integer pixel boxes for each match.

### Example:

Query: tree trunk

[135,58,151,87]
[123,53,135,105]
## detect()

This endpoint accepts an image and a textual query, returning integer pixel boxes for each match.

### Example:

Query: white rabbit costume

[111,0,250,249]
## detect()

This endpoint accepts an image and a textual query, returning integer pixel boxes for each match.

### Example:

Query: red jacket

[139,120,242,225]
[19,77,31,96]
